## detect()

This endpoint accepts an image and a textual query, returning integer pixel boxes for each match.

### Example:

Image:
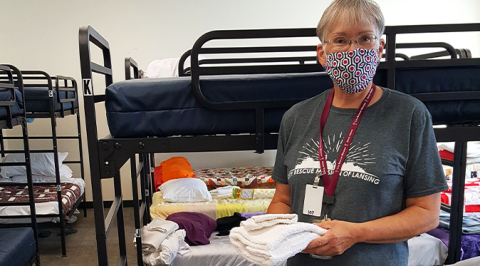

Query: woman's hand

[303,220,364,256]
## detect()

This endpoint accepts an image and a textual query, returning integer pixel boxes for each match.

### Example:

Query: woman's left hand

[303,220,363,256]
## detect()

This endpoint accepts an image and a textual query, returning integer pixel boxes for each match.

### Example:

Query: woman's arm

[304,193,441,256]
[267,182,292,214]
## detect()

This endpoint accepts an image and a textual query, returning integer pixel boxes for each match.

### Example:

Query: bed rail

[125,57,140,80]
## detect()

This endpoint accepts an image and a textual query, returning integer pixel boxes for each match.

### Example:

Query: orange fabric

[160,157,196,183]
[154,166,163,191]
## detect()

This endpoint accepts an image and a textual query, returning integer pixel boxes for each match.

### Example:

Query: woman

[267,0,448,265]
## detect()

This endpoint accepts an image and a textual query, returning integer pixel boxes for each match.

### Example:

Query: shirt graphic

[287,133,380,185]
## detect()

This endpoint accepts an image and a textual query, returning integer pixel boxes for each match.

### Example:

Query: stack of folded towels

[138,217,191,266]
[229,214,327,266]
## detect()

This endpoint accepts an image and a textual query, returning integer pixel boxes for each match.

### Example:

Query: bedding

[194,166,275,190]
[441,178,480,212]
[24,87,78,112]
[1,152,69,178]
[159,178,212,203]
[105,66,480,138]
[0,178,85,223]
[150,189,275,220]
[0,88,23,120]
[169,232,446,266]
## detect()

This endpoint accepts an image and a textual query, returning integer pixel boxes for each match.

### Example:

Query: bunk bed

[0,64,39,266]
[79,23,480,265]
[0,71,86,257]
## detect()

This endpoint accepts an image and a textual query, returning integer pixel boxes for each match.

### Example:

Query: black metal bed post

[67,77,87,218]
[131,155,144,266]
[447,141,468,263]
[79,25,115,266]
[54,76,87,218]
[46,73,68,257]
[113,171,127,263]
[5,65,40,263]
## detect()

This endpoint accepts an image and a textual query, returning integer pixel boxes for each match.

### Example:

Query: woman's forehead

[326,19,376,37]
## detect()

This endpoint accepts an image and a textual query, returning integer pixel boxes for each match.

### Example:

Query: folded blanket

[140,218,179,252]
[143,229,191,266]
[230,222,327,266]
[240,213,298,231]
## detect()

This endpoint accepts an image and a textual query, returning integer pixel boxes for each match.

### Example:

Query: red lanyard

[318,85,376,196]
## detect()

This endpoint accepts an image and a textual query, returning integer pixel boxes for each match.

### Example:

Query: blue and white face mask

[324,48,379,94]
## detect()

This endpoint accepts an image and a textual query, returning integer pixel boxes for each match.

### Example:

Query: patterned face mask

[324,48,379,94]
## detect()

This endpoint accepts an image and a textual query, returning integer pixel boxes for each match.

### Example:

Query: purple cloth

[240,212,266,219]
[166,212,217,246]
[427,226,480,260]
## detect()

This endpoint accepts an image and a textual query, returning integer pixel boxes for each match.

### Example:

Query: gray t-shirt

[273,87,448,266]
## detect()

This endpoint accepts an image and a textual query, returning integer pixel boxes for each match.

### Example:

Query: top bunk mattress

[24,87,78,113]
[105,66,480,138]
[0,88,23,120]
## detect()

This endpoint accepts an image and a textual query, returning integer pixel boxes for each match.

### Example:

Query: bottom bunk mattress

[169,233,446,266]
[0,227,36,266]
[150,189,275,220]
[0,178,84,223]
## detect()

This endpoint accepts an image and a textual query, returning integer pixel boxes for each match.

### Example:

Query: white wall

[0,0,479,201]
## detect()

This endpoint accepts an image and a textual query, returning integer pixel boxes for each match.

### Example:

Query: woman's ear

[317,44,327,66]
[377,38,386,59]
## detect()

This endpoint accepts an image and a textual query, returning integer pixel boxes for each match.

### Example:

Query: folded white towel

[147,217,179,233]
[241,214,298,231]
[230,222,327,266]
[141,218,179,252]
[143,229,191,266]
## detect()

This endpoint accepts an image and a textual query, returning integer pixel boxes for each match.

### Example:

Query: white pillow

[160,178,212,203]
[0,177,13,183]
[11,164,73,183]
[1,152,68,178]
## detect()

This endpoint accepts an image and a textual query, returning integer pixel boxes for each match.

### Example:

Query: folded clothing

[230,220,327,266]
[209,186,240,197]
[143,229,191,266]
[166,212,217,246]
[240,213,298,231]
[240,212,267,219]
[439,210,480,234]
[216,212,246,236]
[140,218,179,252]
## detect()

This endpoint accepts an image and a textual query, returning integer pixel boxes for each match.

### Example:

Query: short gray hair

[317,0,385,42]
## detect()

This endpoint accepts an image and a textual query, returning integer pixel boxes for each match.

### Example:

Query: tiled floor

[38,207,139,266]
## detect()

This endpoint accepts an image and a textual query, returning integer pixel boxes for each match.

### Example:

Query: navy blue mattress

[24,87,78,113]
[0,88,23,120]
[0,228,36,266]
[106,67,480,138]
[106,73,333,138]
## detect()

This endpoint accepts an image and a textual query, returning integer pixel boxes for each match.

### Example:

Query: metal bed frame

[80,23,480,265]
[0,71,86,257]
[0,64,39,265]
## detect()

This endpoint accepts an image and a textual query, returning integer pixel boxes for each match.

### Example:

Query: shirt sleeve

[404,105,448,198]
[272,111,291,185]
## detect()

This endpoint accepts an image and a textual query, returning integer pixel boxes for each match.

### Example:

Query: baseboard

[79,200,135,209]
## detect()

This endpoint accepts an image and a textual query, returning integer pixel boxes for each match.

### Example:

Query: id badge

[303,184,324,217]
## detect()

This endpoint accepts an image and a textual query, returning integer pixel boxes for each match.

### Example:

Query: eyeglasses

[324,34,379,50]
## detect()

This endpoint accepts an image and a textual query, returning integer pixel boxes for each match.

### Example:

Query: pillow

[160,157,196,184]
[160,178,212,203]
[11,164,73,183]
[1,152,68,178]
[0,177,13,183]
